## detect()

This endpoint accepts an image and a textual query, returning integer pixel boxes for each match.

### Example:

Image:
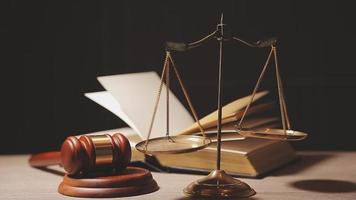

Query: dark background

[1,1,356,153]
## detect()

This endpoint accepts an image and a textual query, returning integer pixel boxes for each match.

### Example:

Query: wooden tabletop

[1,151,356,200]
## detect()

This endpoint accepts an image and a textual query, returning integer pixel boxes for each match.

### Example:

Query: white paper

[84,91,140,135]
[96,71,194,139]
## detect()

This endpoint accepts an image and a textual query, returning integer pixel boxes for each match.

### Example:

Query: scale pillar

[183,14,256,199]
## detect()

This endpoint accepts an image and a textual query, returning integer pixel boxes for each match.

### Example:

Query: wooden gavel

[29,133,131,175]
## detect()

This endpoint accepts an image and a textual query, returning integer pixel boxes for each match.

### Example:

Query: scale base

[184,170,256,199]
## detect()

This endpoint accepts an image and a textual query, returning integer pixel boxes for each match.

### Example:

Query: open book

[85,71,296,177]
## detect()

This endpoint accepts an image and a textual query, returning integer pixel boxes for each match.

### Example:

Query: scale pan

[237,128,308,141]
[135,135,211,155]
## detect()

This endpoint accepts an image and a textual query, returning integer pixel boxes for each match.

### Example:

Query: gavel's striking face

[61,133,131,175]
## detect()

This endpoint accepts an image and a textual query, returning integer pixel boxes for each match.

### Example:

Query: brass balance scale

[136,14,308,199]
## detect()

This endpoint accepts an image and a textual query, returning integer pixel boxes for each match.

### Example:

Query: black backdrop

[1,1,356,153]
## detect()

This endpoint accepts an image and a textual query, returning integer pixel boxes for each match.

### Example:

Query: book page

[84,91,141,135]
[97,71,194,140]
[178,91,269,135]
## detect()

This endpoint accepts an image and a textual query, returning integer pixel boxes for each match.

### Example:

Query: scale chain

[167,53,206,137]
[166,55,170,137]
[144,51,207,151]
[273,46,287,133]
[273,47,291,130]
[238,47,274,128]
[273,46,291,133]
[144,53,170,149]
[238,45,292,135]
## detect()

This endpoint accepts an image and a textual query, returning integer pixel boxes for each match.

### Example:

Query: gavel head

[60,133,131,175]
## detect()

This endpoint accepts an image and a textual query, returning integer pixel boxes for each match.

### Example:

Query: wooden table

[1,151,356,200]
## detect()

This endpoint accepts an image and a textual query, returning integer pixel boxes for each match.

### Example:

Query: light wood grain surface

[1,151,356,200]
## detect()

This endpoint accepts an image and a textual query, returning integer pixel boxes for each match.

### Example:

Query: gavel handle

[29,151,62,167]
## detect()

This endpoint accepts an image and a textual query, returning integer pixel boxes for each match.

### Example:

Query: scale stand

[183,14,255,199]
